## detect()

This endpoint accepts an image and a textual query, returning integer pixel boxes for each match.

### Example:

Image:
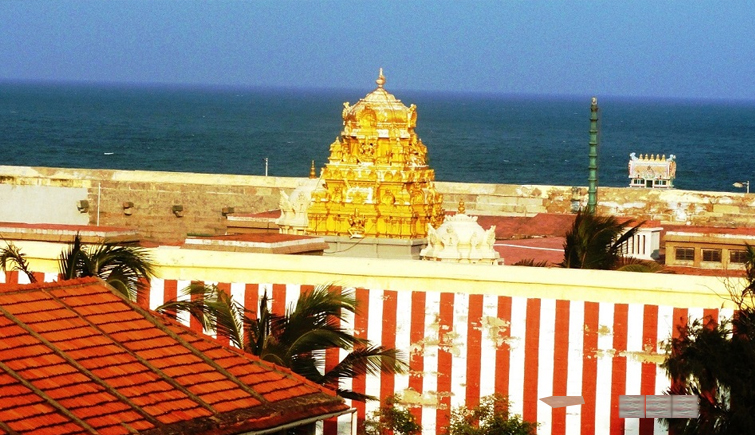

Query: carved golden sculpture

[307,69,444,238]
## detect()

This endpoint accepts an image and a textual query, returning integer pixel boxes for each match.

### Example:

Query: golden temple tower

[307,69,444,239]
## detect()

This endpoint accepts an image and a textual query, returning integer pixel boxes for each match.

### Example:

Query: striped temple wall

[1,247,737,435]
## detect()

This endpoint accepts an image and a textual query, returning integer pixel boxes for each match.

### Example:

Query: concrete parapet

[3,165,755,242]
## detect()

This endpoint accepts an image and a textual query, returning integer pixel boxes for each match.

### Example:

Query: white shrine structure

[628,153,676,188]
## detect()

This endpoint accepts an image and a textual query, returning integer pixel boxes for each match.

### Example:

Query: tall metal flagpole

[587,97,599,213]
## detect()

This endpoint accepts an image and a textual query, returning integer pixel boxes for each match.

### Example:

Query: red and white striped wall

[0,271,725,435]
[141,277,730,435]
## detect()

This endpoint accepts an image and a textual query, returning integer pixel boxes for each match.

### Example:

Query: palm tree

[0,240,37,283]
[157,283,408,401]
[560,210,644,270]
[1,234,154,301]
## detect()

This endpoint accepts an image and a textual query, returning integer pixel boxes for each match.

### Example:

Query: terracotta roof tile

[0,278,348,434]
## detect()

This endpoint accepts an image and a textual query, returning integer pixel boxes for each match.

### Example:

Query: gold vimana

[307,69,445,239]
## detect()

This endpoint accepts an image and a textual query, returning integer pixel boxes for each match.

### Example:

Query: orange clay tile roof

[0,278,349,435]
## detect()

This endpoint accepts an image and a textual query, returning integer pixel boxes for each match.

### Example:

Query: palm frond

[290,284,357,319]
[156,284,218,332]
[245,292,276,355]
[157,284,251,349]
[616,257,666,273]
[512,258,549,267]
[321,344,408,386]
[288,353,326,384]
[279,284,358,346]
[58,234,87,280]
[337,389,378,402]
[0,241,37,283]
[208,289,247,349]
[284,327,361,361]
[105,276,133,299]
[561,210,645,270]
[82,240,154,301]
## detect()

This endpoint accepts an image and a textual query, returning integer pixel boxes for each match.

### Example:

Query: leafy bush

[445,395,537,435]
[362,394,421,435]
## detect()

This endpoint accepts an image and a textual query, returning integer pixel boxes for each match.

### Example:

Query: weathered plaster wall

[0,166,299,241]
[10,242,738,435]
[0,182,89,225]
[438,182,755,226]
[2,165,754,242]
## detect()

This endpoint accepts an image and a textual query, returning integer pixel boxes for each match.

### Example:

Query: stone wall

[1,165,753,242]
[438,182,755,226]
[0,166,298,242]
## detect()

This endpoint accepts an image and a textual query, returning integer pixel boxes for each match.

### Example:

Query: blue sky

[2,1,754,100]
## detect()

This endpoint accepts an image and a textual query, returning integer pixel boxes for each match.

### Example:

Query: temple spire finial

[458,199,466,215]
[309,160,316,179]
[376,68,385,88]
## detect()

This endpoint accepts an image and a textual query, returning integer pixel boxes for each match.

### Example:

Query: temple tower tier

[307,69,445,239]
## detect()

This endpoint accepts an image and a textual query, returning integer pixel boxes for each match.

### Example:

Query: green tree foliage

[660,243,755,434]
[157,283,408,401]
[362,394,421,435]
[560,210,644,269]
[445,395,537,435]
[1,235,154,301]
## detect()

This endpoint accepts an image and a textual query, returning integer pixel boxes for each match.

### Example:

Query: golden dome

[341,68,417,133]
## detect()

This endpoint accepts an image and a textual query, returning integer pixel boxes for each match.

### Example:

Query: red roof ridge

[0,276,101,293]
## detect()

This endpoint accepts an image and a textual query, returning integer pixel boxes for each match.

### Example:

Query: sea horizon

[2,80,754,193]
[6,77,755,105]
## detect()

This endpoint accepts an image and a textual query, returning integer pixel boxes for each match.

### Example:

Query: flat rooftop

[182,233,329,254]
[0,222,141,244]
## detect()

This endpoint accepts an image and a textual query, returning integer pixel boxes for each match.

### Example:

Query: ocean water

[1,81,754,192]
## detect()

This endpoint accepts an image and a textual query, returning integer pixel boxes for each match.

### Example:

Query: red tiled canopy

[0,278,349,435]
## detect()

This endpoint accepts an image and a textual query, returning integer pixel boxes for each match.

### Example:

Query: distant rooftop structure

[663,224,755,271]
[0,278,350,434]
[628,153,676,188]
